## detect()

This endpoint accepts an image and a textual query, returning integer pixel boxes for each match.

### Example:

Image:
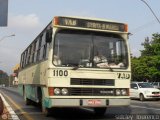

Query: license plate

[87,99,101,105]
[153,94,160,96]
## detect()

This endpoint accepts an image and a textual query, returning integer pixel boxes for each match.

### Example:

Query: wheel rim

[140,94,144,101]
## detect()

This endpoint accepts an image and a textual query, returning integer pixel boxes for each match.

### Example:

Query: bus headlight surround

[61,88,68,95]
[54,88,61,95]
[121,89,127,95]
[116,89,121,95]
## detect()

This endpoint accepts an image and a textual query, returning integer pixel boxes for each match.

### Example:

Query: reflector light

[124,24,128,32]
[53,17,59,25]
[48,87,54,96]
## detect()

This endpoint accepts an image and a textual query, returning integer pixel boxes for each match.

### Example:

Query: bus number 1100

[53,70,68,76]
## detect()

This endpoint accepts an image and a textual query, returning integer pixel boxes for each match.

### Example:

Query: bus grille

[70,88,114,96]
[71,78,114,86]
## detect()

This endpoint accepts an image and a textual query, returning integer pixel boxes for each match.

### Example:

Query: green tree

[131,33,160,82]
[0,70,9,86]
[141,33,160,56]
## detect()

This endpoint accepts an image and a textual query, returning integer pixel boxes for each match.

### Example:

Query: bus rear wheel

[93,107,107,116]
[23,89,31,105]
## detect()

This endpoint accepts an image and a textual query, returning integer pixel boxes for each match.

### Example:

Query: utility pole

[0,34,15,87]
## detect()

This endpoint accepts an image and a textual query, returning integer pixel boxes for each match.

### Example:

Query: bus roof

[53,16,127,25]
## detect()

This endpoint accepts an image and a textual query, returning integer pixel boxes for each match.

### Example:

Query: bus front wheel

[93,107,107,116]
[42,106,51,117]
[38,89,51,116]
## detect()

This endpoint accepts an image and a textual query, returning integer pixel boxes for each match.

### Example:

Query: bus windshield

[53,30,128,69]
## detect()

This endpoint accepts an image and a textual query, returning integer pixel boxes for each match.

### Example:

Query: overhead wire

[140,0,160,24]
[130,19,157,34]
[129,0,160,34]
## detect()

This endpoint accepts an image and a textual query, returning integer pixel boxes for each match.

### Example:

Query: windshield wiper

[72,66,79,70]
[71,64,80,70]
[107,64,113,72]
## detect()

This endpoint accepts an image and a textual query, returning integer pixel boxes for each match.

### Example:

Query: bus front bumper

[44,98,130,108]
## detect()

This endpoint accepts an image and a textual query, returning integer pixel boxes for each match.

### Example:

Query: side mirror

[46,29,52,43]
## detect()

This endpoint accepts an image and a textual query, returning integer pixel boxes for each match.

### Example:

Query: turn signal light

[53,16,59,25]
[124,24,128,32]
[48,87,54,96]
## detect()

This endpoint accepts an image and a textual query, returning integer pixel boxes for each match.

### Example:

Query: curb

[0,93,20,120]
[0,96,4,115]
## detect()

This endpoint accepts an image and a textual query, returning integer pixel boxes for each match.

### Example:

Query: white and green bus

[18,16,131,116]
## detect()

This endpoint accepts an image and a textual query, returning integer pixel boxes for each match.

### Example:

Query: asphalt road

[1,87,160,120]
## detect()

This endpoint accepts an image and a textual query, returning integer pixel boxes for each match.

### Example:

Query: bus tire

[38,89,51,117]
[93,107,107,116]
[42,107,51,117]
[25,98,32,105]
[23,88,31,105]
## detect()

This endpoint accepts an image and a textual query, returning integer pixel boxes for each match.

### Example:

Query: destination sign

[55,17,127,32]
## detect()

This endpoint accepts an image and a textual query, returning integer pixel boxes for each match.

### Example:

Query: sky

[0,0,160,74]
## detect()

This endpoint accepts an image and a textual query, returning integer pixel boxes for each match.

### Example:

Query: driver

[93,52,109,68]
[93,54,108,64]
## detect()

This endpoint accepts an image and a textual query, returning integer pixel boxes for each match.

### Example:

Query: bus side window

[40,32,49,60]
[25,49,28,65]
[30,42,36,63]
[23,51,27,67]
[43,44,47,59]
[28,46,31,64]
[34,39,39,62]
[39,33,46,60]
[43,32,50,59]
[36,35,42,61]
[20,53,24,68]
[28,46,32,64]
[22,53,26,68]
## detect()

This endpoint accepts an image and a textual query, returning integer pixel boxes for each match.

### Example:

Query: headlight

[121,89,127,95]
[54,88,61,95]
[61,88,68,95]
[116,89,121,95]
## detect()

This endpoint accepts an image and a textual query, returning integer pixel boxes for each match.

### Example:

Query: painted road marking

[16,112,43,115]
[1,91,34,120]
[131,105,160,111]
[0,93,20,120]
[81,107,93,112]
